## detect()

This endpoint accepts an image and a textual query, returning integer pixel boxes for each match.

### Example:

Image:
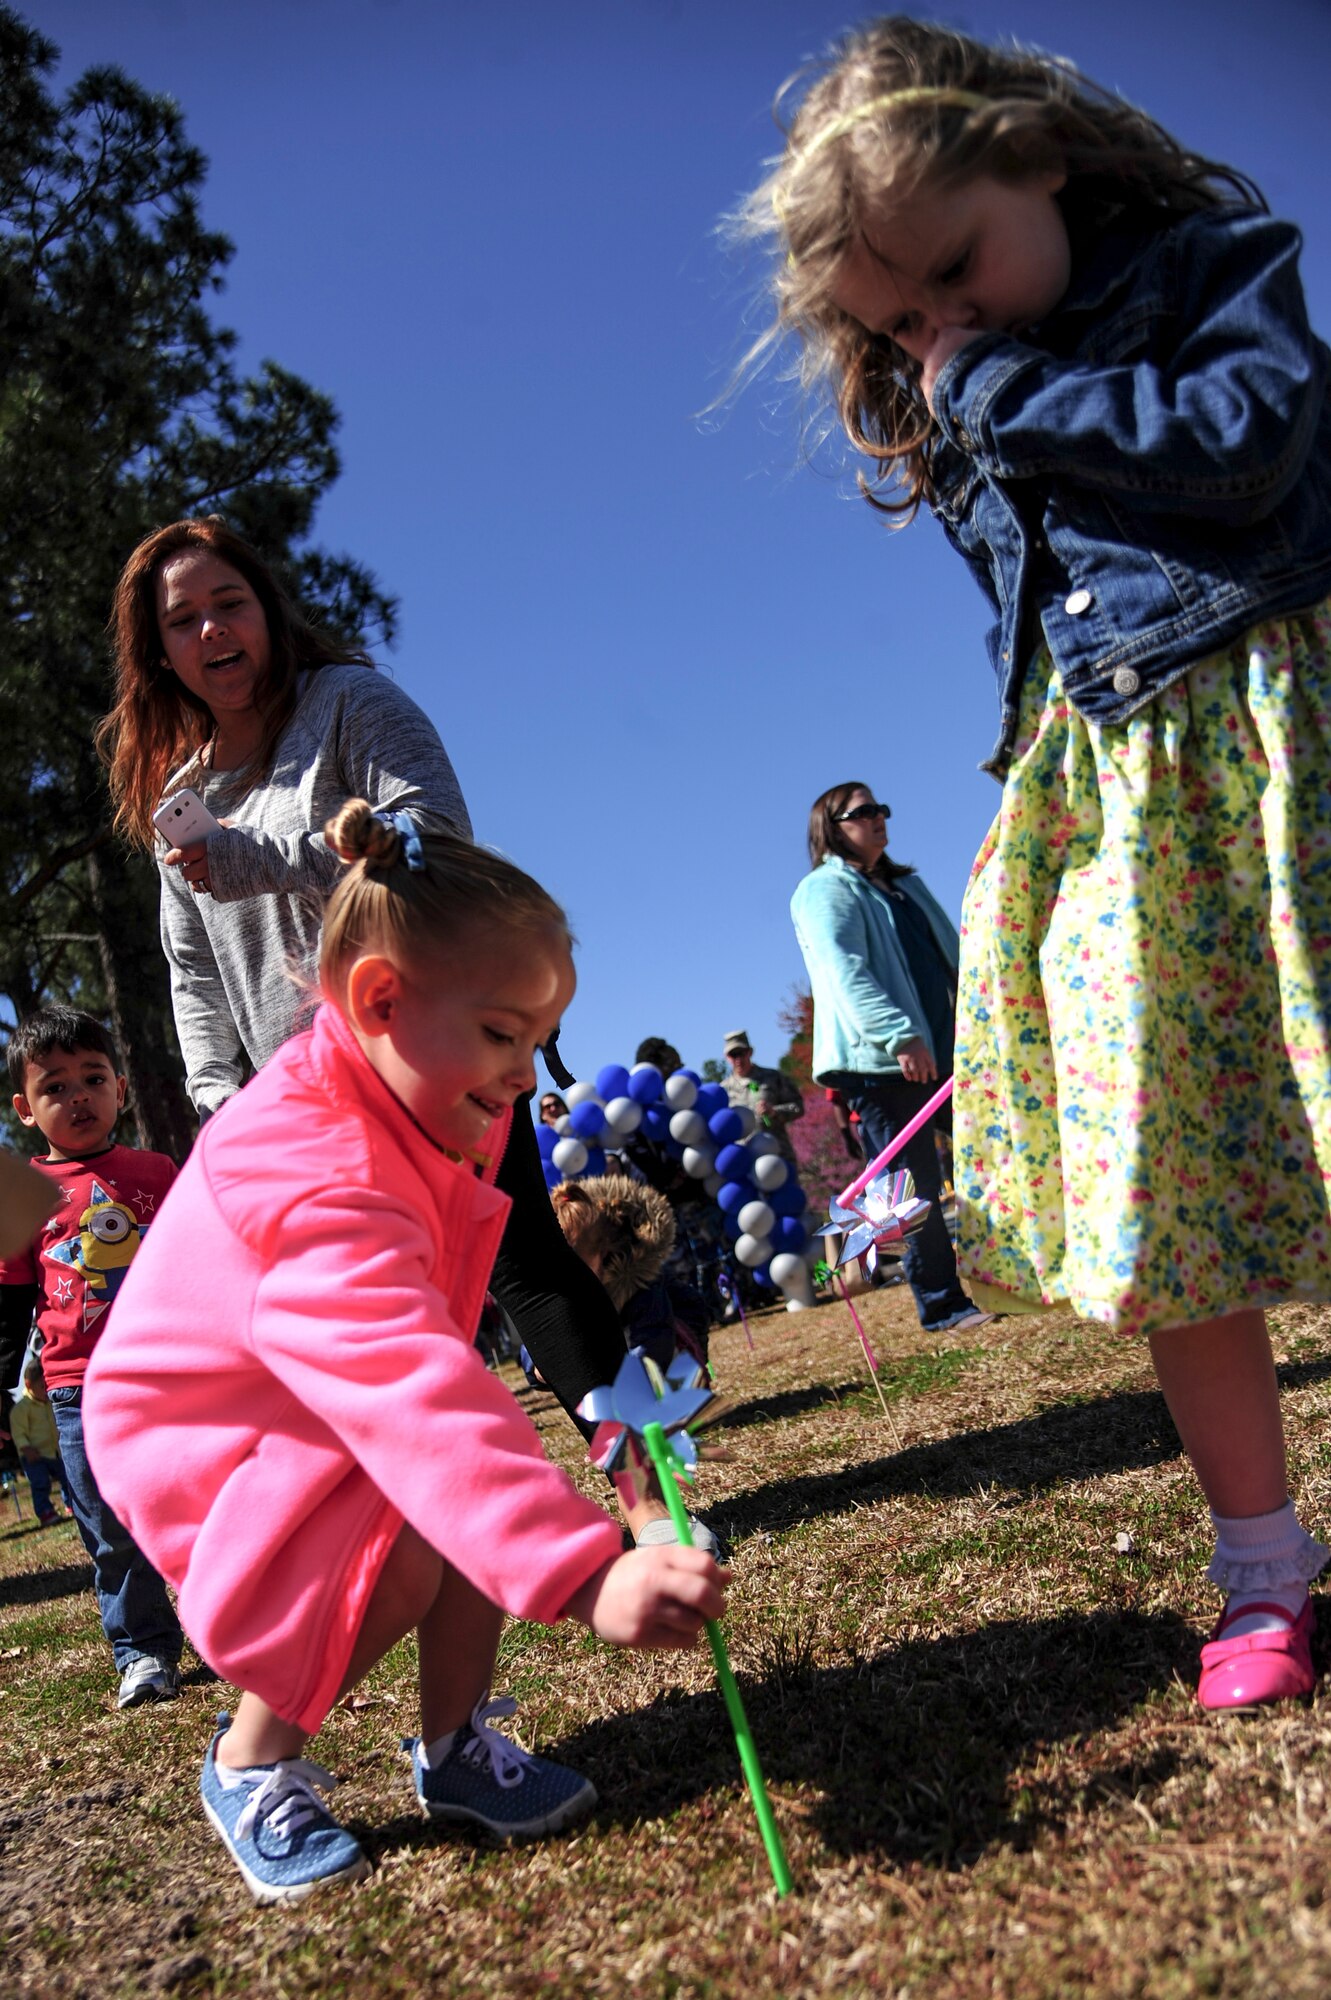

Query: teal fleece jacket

[790,855,961,1085]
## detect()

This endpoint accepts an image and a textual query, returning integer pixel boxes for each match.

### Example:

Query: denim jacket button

[1065,588,1093,615]
[1112,667,1141,697]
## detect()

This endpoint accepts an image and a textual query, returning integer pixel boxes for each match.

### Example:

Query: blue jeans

[23,1453,67,1518]
[833,1074,976,1334]
[48,1386,183,1671]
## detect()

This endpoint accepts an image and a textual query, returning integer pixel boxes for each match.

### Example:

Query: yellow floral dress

[955,605,1331,1338]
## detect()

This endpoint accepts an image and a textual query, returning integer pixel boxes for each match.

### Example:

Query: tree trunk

[85,845,196,1160]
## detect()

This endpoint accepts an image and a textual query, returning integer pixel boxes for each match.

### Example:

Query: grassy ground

[5,1287,1331,1999]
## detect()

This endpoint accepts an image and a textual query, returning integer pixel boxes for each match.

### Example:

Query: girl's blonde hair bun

[325,798,402,869]
[317,798,573,1003]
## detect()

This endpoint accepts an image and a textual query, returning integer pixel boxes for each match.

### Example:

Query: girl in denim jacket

[739,16,1331,1711]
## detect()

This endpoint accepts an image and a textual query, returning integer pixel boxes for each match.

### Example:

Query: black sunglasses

[835,800,891,823]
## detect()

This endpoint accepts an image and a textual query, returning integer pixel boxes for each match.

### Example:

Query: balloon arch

[536,1061,819,1309]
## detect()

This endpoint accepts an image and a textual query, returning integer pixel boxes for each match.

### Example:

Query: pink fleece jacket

[84,1004,623,1732]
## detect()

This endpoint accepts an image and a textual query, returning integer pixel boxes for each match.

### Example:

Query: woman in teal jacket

[791,783,986,1334]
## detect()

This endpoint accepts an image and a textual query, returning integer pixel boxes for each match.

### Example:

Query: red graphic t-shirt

[0,1144,178,1389]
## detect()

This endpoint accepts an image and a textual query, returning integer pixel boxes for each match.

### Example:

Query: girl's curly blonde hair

[736,15,1263,519]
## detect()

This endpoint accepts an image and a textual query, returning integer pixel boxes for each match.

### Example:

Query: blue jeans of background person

[48,1386,183,1671]
[833,1074,976,1334]
[23,1453,67,1519]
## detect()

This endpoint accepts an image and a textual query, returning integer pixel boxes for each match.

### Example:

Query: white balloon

[603,1095,643,1136]
[551,1137,588,1175]
[703,1171,724,1199]
[663,1071,698,1110]
[747,1132,780,1158]
[669,1108,708,1147]
[681,1146,716,1179]
[564,1080,603,1110]
[752,1153,789,1192]
[734,1231,773,1269]
[733,1105,758,1139]
[770,1254,816,1308]
[738,1199,776,1239]
[554,1114,572,1136]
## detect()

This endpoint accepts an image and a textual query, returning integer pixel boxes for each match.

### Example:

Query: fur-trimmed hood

[550,1173,676,1311]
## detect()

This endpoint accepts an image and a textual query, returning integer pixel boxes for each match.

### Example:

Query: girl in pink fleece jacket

[85,801,728,1905]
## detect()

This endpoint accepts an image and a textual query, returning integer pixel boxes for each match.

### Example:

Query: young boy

[1,1006,185,1705]
[10,1353,68,1524]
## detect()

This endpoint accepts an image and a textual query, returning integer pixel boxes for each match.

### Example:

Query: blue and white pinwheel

[814,1166,932,1276]
[576,1346,717,1509]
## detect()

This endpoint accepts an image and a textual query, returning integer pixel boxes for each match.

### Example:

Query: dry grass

[5,1289,1331,1998]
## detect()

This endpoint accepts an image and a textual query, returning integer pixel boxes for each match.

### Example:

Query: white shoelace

[234,1758,339,1844]
[457,1696,536,1791]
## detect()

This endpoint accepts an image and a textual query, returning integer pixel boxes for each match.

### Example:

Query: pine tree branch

[13,829,108,911]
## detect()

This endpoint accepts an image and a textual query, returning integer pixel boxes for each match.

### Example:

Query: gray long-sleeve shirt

[159,663,471,1114]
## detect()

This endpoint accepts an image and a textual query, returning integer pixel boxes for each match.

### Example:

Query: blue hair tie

[374,808,425,873]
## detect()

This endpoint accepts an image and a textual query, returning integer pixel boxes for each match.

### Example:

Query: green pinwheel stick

[641,1419,793,1898]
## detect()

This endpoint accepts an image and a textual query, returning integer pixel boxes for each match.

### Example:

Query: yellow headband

[791,86,989,172]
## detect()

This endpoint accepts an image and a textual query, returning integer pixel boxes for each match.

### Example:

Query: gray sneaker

[635,1514,721,1559]
[117,1654,182,1709]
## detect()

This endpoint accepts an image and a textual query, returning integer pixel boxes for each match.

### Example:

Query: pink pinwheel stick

[833,1274,904,1452]
[837,1076,954,1210]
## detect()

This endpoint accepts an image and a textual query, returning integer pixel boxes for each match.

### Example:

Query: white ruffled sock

[1208,1500,1327,1638]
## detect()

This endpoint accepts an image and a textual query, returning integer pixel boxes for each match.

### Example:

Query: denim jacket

[790,856,960,1085]
[929,205,1331,772]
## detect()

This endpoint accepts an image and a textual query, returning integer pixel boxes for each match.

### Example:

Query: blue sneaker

[200,1725,370,1905]
[404,1695,596,1839]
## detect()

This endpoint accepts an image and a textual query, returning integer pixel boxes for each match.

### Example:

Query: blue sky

[44,0,1331,1088]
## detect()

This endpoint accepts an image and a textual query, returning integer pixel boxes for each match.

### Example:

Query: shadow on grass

[712,1355,1331,1541]
[0,1560,93,1610]
[718,1382,867,1433]
[717,1385,1189,1539]
[357,1607,1191,1875]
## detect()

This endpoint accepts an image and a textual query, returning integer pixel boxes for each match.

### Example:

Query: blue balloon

[695,1083,728,1119]
[714,1143,752,1183]
[596,1064,630,1102]
[570,1100,606,1141]
[708,1108,742,1147]
[716,1179,750,1215]
[722,1213,743,1242]
[629,1065,665,1106]
[535,1124,558,1160]
[753,1263,775,1288]
[582,1146,607,1178]
[642,1105,671,1142]
[770,1181,808,1217]
[774,1216,808,1254]
[542,1161,562,1189]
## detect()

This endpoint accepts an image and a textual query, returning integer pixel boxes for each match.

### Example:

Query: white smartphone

[152,786,224,847]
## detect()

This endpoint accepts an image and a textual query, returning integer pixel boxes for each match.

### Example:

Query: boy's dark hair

[6,1006,121,1093]
[634,1036,682,1075]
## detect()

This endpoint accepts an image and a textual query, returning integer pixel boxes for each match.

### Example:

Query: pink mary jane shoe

[1197,1597,1316,1712]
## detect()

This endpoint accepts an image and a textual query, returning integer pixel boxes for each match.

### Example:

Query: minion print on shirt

[47,1182,146,1331]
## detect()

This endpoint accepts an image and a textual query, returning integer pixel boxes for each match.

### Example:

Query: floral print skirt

[955,603,1331,1338]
